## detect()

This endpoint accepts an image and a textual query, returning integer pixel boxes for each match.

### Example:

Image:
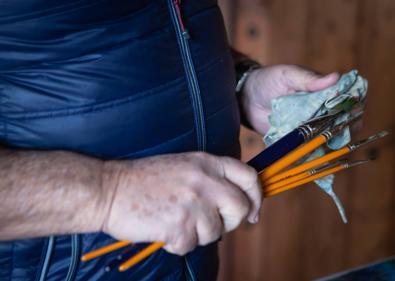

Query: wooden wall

[217,0,395,280]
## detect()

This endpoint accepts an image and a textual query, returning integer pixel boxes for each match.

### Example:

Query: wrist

[96,160,123,234]
[235,58,261,129]
[49,155,117,235]
[235,59,261,94]
[238,86,255,130]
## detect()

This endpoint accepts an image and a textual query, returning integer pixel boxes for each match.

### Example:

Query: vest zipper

[65,234,80,281]
[38,236,55,281]
[184,257,198,281]
[173,0,189,39]
[168,1,204,280]
[37,235,80,281]
[168,0,206,151]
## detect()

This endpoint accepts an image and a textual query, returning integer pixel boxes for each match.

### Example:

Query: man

[0,1,339,280]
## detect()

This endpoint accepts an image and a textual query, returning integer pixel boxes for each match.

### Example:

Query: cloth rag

[263,70,368,223]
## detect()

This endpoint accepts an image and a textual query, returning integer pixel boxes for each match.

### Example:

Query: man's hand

[101,152,262,255]
[0,147,261,256]
[241,64,340,135]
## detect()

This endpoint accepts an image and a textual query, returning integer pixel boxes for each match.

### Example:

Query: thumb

[287,66,339,92]
[305,72,340,92]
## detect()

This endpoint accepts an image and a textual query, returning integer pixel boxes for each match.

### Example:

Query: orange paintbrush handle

[264,165,344,197]
[118,242,165,272]
[261,134,328,181]
[81,240,131,262]
[264,170,311,192]
[264,146,350,185]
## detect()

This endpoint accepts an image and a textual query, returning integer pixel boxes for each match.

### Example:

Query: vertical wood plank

[232,0,273,63]
[345,0,395,269]
[300,0,359,279]
[218,0,236,42]
[228,0,313,280]
[265,0,309,65]
[254,3,311,280]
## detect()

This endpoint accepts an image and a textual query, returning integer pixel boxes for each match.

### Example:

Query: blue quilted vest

[0,0,240,280]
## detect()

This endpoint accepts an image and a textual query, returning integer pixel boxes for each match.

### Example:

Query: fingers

[163,225,198,256]
[196,208,223,246]
[244,105,272,136]
[215,179,252,232]
[164,211,223,255]
[218,156,262,224]
[306,72,340,92]
[286,65,339,92]
[164,208,223,254]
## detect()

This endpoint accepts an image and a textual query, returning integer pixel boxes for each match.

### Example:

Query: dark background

[217,0,395,280]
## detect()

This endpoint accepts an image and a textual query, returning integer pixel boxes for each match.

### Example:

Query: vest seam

[0,0,100,25]
[113,100,237,159]
[0,19,172,75]
[1,51,229,120]
[0,3,221,75]
[115,128,194,159]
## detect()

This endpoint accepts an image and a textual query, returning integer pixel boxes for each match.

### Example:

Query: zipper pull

[173,0,190,39]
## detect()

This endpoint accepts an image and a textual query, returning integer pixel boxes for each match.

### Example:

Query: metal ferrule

[307,158,370,180]
[347,130,388,151]
[309,169,317,176]
[347,159,370,168]
[321,131,333,140]
[299,124,314,139]
[310,160,347,175]
[310,159,369,176]
[347,143,355,151]
[301,112,342,138]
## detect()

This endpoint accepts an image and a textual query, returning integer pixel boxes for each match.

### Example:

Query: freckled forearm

[0,147,113,240]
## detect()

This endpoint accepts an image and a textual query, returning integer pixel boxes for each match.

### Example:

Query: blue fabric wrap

[0,1,240,280]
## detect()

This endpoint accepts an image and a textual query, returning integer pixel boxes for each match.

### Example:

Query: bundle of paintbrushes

[80,100,388,273]
[257,125,388,198]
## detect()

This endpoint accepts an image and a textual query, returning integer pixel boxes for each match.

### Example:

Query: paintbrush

[264,159,370,197]
[265,130,388,186]
[81,240,131,262]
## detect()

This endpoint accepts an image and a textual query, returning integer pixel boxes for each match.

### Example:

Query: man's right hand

[99,152,262,256]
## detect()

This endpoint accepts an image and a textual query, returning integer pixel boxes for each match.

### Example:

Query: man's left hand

[240,64,340,135]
